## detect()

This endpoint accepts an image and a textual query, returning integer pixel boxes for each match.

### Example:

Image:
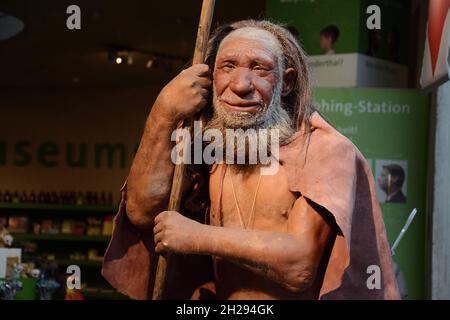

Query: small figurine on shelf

[19,190,28,203]
[50,191,59,205]
[3,190,13,203]
[0,263,24,300]
[12,191,20,204]
[76,192,85,206]
[37,191,46,204]
[29,268,41,279]
[36,272,60,300]
[29,190,37,203]
[0,225,14,248]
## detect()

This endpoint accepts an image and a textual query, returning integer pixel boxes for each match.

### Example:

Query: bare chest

[209,165,297,232]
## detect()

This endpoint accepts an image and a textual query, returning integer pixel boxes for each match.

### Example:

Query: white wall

[432,80,450,299]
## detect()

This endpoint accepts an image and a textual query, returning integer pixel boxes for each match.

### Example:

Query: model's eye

[222,63,235,70]
[253,65,269,73]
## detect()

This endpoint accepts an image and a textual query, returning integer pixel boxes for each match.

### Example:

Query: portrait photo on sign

[375,160,408,204]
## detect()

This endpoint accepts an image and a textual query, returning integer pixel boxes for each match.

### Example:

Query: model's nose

[229,68,254,97]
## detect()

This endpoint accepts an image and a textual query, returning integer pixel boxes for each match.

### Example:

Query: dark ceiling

[0,0,266,90]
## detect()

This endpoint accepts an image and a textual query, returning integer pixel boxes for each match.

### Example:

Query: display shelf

[2,200,119,300]
[0,203,117,212]
[11,233,111,242]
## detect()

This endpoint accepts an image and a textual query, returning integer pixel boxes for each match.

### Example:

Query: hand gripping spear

[152,0,216,300]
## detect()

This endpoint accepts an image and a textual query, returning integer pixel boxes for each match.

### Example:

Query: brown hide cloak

[102,111,401,300]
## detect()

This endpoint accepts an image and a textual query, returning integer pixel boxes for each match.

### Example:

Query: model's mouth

[220,98,263,114]
[224,103,262,113]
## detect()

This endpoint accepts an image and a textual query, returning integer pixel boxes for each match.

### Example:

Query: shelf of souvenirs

[11,233,111,242]
[2,215,114,243]
[29,252,104,268]
[0,212,114,242]
[0,189,117,211]
[1,253,120,300]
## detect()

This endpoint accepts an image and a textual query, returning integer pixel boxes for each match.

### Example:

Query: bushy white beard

[204,80,295,165]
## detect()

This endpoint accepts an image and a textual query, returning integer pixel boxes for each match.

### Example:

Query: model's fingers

[154,232,163,244]
[153,222,163,235]
[190,63,210,76]
[198,88,209,98]
[155,241,170,253]
[154,211,167,224]
[196,77,212,88]
[155,243,164,253]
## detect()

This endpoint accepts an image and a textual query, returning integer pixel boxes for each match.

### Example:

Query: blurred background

[0,0,449,300]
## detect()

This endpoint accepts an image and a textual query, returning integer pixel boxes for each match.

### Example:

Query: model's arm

[126,64,211,229]
[153,196,335,292]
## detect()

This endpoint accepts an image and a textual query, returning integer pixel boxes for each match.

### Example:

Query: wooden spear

[152,0,216,300]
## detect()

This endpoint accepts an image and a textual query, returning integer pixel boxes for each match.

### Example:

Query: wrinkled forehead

[217,27,283,62]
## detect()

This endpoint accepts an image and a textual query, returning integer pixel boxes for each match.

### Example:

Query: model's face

[320,35,333,50]
[213,34,280,118]
[378,168,390,192]
[206,28,298,162]
[208,27,298,139]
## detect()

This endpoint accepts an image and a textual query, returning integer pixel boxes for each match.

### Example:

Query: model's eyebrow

[216,51,239,62]
[217,50,276,66]
[251,56,276,66]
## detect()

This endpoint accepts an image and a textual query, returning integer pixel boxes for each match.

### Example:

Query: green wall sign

[313,88,429,299]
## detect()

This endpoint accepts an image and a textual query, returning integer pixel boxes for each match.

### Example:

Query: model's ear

[392,176,399,184]
[282,67,296,97]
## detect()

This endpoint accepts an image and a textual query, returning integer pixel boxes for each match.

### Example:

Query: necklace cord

[227,166,262,229]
